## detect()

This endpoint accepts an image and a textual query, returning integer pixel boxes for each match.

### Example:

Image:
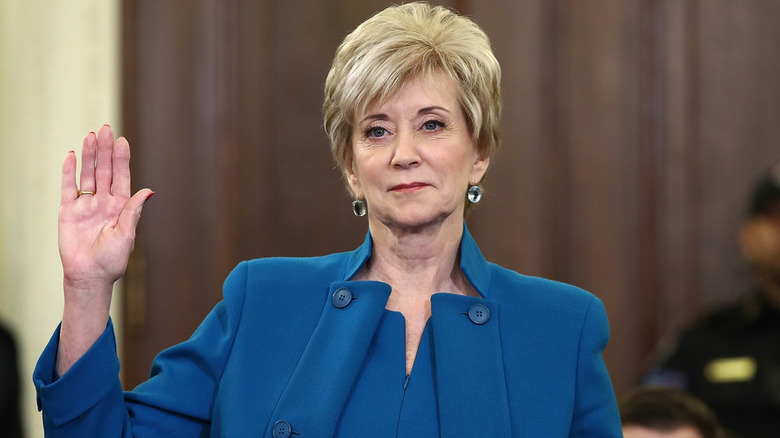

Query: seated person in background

[643,162,780,438]
[0,321,23,438]
[620,387,724,438]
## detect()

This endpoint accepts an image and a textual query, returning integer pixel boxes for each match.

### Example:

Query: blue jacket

[34,226,622,437]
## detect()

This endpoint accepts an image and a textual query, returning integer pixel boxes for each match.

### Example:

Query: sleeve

[33,261,249,437]
[568,297,623,438]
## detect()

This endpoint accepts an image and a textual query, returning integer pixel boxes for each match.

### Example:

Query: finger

[116,189,154,238]
[95,125,114,194]
[112,136,132,197]
[61,151,79,203]
[79,132,97,193]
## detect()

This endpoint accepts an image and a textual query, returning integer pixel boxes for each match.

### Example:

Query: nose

[391,130,420,168]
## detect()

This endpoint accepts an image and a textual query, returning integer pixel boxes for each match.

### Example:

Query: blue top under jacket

[34,225,622,437]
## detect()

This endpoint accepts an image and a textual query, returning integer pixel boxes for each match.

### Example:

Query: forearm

[57,278,113,376]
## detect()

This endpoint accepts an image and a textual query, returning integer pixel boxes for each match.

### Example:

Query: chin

[381,210,459,232]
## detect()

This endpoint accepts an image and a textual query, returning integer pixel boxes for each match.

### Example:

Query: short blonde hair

[323,2,501,184]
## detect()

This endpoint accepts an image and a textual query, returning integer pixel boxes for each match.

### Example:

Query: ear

[344,157,363,199]
[469,152,490,185]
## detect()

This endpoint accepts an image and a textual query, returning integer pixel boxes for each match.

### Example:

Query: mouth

[390,182,429,192]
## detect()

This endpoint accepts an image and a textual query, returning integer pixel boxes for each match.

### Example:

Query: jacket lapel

[430,293,512,437]
[265,225,509,437]
[265,280,391,437]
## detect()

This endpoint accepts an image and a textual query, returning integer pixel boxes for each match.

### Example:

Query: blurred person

[620,387,724,438]
[32,3,622,436]
[0,321,23,437]
[644,161,780,437]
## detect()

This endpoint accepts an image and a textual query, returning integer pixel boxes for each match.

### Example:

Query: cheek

[762,223,780,249]
[748,223,780,264]
[770,232,780,263]
[348,154,383,193]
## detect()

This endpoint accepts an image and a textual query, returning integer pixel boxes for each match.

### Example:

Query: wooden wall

[121,0,780,397]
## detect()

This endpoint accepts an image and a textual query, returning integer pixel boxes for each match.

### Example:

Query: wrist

[58,289,112,376]
[63,275,115,297]
[62,277,113,321]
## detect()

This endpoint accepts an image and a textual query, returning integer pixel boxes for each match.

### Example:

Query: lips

[390,182,429,192]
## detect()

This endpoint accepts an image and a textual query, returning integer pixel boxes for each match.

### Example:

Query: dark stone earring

[467,185,483,204]
[352,199,367,217]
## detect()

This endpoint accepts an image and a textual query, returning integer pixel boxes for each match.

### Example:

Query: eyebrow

[358,106,451,125]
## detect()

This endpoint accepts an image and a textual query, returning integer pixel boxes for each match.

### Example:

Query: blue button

[272,420,292,438]
[468,303,490,325]
[332,287,353,308]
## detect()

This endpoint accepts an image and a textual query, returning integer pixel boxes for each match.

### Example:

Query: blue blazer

[34,226,622,437]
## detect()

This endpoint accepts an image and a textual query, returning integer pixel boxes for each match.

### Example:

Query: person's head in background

[739,161,780,307]
[620,387,724,438]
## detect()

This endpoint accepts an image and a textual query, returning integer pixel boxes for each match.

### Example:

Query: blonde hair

[323,2,501,188]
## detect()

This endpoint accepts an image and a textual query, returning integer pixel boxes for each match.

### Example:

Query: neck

[362,217,468,298]
[361,217,475,375]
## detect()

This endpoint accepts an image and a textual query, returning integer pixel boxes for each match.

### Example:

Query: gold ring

[78,190,95,196]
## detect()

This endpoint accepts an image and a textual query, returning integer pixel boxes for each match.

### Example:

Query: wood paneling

[122,0,780,398]
[469,0,647,393]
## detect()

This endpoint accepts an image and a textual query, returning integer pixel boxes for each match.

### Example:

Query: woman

[34,3,622,436]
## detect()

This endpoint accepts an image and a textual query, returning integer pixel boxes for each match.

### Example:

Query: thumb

[117,189,154,236]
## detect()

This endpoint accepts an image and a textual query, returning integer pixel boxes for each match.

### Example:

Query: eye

[365,126,388,138]
[422,120,444,131]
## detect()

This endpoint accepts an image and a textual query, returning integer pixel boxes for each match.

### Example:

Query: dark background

[119,0,780,397]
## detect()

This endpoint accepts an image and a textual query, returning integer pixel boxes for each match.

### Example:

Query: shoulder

[213,252,359,339]
[680,293,758,336]
[486,262,602,317]
[484,263,609,347]
[226,251,353,287]
[218,251,356,310]
[697,304,746,329]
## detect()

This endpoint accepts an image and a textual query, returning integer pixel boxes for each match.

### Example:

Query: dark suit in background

[0,322,23,438]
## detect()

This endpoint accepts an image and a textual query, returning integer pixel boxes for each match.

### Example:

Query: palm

[59,126,152,288]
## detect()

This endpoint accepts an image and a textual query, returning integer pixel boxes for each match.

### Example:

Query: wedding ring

[78,190,95,196]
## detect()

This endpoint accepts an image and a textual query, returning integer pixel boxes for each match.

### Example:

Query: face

[622,425,704,438]
[345,74,489,231]
[740,201,780,279]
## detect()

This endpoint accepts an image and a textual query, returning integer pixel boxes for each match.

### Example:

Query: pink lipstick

[391,182,429,192]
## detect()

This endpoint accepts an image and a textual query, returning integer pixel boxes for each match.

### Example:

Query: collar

[341,223,492,297]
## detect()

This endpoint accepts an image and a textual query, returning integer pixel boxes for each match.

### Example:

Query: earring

[467,185,483,204]
[352,199,367,217]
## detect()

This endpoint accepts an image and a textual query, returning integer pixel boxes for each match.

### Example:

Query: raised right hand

[57,125,153,375]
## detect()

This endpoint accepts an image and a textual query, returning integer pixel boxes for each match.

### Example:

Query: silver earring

[467,185,483,204]
[352,199,367,217]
